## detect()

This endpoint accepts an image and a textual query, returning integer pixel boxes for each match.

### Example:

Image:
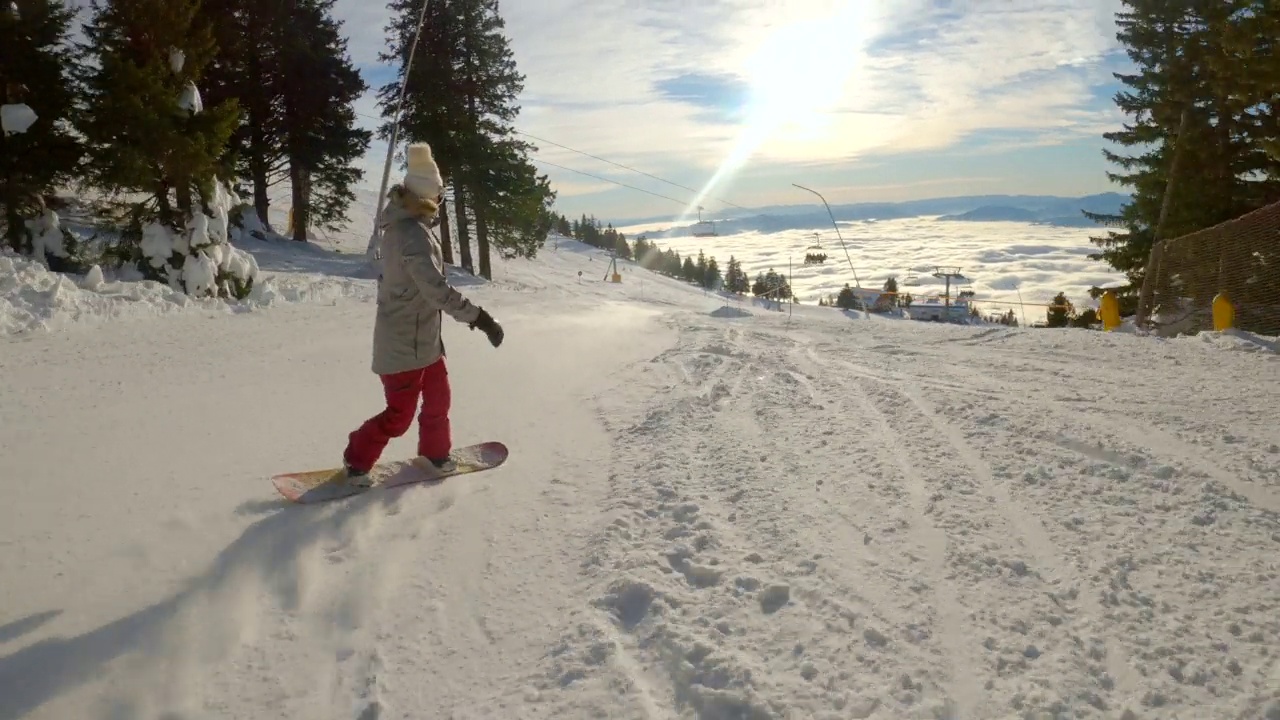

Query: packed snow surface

[1,225,1278,720]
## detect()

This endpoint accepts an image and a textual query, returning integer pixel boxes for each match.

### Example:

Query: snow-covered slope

[1,230,1277,720]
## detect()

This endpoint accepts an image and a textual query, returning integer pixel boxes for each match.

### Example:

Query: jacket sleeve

[399,221,482,324]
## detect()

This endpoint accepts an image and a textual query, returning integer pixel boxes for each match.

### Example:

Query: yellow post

[287,207,294,235]
[1100,290,1121,331]
[1212,292,1235,331]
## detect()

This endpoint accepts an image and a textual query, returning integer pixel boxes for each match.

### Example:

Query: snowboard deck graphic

[271,441,508,504]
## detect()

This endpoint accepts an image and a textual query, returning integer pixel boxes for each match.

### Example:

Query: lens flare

[677,2,880,228]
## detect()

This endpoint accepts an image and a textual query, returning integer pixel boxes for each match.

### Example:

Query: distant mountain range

[615,192,1130,237]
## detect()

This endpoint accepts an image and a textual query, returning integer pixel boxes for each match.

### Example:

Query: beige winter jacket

[370,186,481,376]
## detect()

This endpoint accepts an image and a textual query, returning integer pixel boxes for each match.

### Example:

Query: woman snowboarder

[342,142,503,485]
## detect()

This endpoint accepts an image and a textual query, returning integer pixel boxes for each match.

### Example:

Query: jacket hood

[381,184,440,227]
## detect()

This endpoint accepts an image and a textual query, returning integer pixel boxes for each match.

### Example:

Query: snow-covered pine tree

[77,0,254,299]
[78,0,240,225]
[0,0,82,263]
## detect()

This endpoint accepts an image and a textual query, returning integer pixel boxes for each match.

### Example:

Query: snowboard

[271,441,508,504]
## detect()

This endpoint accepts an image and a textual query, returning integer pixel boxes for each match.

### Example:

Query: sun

[741,3,877,139]
[677,2,882,225]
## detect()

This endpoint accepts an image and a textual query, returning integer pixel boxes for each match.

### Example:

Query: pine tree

[1,0,82,258]
[836,284,856,310]
[723,255,749,293]
[614,234,632,260]
[382,0,553,276]
[1219,1,1280,202]
[1086,2,1192,287]
[77,0,240,227]
[455,0,551,275]
[703,256,720,290]
[200,0,369,241]
[199,0,286,226]
[475,138,556,265]
[1046,291,1074,328]
[379,0,460,261]
[278,0,371,241]
[681,256,696,283]
[1087,1,1265,293]
[663,248,680,277]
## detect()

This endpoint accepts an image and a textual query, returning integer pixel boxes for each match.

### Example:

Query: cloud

[653,72,751,124]
[330,0,1128,218]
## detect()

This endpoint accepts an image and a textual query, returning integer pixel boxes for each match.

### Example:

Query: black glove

[469,307,503,348]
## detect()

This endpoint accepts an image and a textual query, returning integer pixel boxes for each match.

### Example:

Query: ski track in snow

[2,236,1279,719]
[520,313,1278,719]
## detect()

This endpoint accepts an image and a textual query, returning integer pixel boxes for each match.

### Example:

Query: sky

[339,0,1132,223]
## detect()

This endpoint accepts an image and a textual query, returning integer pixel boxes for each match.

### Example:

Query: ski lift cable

[514,130,747,210]
[369,0,433,256]
[793,183,860,288]
[351,109,746,211]
[530,155,695,207]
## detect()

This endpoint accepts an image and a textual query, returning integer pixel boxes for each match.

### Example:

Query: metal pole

[793,183,860,287]
[368,0,433,263]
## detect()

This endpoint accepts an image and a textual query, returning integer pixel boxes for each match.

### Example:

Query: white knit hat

[404,142,444,200]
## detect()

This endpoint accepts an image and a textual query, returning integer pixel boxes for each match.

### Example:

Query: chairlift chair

[691,206,718,237]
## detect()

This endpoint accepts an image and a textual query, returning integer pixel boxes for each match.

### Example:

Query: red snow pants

[343,357,451,472]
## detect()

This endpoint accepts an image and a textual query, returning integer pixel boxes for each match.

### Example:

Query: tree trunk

[0,85,16,253]
[290,164,309,242]
[438,195,454,265]
[464,90,490,279]
[3,201,23,254]
[475,201,492,279]
[156,177,174,227]
[245,11,272,229]
[175,180,192,221]
[453,182,474,273]
[250,152,270,227]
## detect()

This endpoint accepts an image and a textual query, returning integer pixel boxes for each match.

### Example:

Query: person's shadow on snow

[0,487,418,718]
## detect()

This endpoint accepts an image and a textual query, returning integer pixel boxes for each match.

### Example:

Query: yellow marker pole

[1212,292,1235,331]
[1100,290,1121,331]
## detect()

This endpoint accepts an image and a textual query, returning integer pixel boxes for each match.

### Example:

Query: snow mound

[1186,329,1278,354]
[709,305,752,319]
[0,248,373,335]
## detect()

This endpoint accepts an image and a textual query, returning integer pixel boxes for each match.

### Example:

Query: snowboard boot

[343,461,373,487]
[412,456,456,476]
